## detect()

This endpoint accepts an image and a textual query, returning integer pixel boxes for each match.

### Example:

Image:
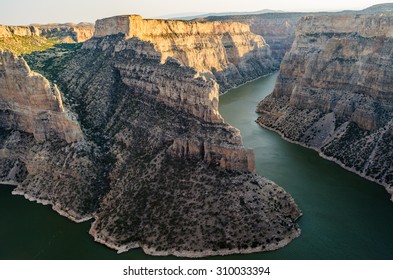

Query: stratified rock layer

[0,50,82,143]
[257,14,393,197]
[202,13,302,62]
[0,50,104,221]
[94,15,277,93]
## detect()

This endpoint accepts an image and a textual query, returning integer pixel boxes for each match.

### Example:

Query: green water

[1,73,393,259]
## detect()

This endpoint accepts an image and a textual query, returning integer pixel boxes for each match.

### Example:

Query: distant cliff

[93,15,277,93]
[0,23,94,43]
[257,15,393,198]
[200,3,393,63]
[201,13,302,62]
[1,15,301,257]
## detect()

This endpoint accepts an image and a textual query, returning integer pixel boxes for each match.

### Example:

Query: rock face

[257,14,393,197]
[94,15,277,93]
[201,3,393,63]
[0,23,94,43]
[0,50,82,143]
[202,13,302,62]
[0,25,40,37]
[0,50,104,221]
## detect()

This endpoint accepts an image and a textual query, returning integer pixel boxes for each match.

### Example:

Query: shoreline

[0,181,18,186]
[219,71,278,96]
[256,120,393,201]
[89,218,301,258]
[11,189,93,223]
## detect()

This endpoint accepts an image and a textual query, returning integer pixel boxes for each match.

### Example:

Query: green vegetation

[0,35,59,55]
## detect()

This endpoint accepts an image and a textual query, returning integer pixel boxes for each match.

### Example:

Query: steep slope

[0,50,82,143]
[257,15,393,198]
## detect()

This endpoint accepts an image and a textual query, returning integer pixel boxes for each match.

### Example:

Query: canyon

[0,15,301,257]
[3,3,393,259]
[257,14,393,198]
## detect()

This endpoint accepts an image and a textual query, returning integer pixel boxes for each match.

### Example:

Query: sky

[0,0,391,25]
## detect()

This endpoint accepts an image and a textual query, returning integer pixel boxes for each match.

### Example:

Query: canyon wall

[0,50,82,143]
[0,50,103,221]
[93,15,277,93]
[257,14,393,197]
[200,3,393,63]
[202,13,302,62]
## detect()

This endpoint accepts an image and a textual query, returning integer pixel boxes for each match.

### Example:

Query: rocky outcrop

[0,25,40,37]
[0,50,82,143]
[35,23,94,43]
[93,15,277,93]
[257,14,393,197]
[0,50,104,221]
[202,13,302,62]
[0,23,94,43]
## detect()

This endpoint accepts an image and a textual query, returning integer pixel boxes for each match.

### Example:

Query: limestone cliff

[0,50,104,221]
[93,15,277,93]
[257,14,393,197]
[0,23,94,43]
[202,13,302,62]
[34,23,94,43]
[67,35,255,173]
[200,3,393,63]
[0,50,82,143]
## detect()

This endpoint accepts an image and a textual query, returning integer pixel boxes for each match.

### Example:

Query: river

[1,73,393,259]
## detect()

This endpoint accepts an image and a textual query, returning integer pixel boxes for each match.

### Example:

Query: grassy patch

[0,35,59,55]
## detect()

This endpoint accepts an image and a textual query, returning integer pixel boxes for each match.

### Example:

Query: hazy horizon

[0,0,391,25]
